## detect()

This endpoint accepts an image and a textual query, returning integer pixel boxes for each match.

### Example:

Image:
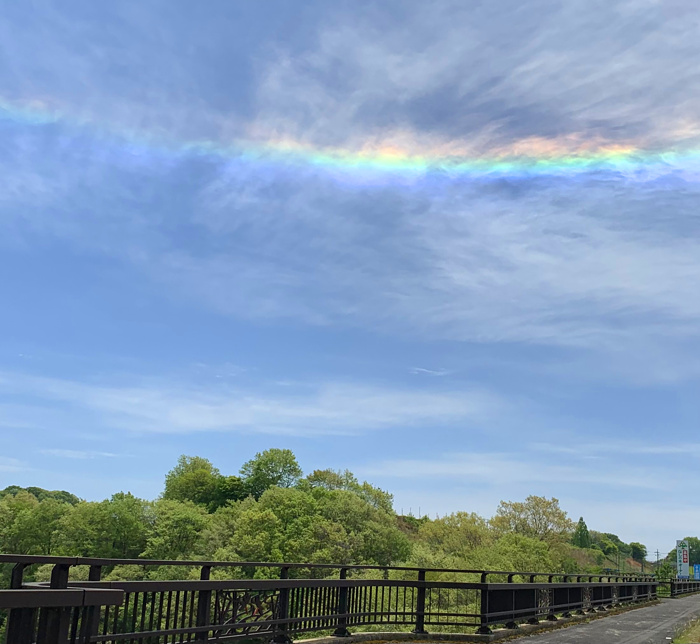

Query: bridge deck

[510,595,700,644]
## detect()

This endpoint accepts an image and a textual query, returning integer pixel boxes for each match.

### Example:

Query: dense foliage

[0,448,662,583]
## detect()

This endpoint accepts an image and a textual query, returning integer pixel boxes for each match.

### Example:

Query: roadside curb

[298,599,662,644]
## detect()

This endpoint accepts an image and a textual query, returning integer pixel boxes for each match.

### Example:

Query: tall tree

[142,500,210,560]
[418,512,492,556]
[163,455,221,507]
[630,542,647,563]
[491,496,574,543]
[209,475,248,511]
[57,501,115,557]
[107,493,153,558]
[572,517,591,548]
[21,498,71,555]
[305,469,394,513]
[240,449,303,498]
[0,491,40,553]
[0,486,79,505]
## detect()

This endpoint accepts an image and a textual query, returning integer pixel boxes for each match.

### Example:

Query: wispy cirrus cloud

[358,451,667,491]
[0,371,500,437]
[40,449,122,460]
[0,457,27,473]
[1,0,700,380]
[409,367,451,377]
[249,0,700,151]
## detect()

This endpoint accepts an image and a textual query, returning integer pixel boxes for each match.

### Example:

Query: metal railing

[0,555,660,643]
[663,579,700,597]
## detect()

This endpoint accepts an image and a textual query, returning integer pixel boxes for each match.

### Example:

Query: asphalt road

[514,596,700,644]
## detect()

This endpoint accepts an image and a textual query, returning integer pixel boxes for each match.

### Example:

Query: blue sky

[2,0,700,556]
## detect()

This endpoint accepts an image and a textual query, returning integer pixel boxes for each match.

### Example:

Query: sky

[1,0,699,557]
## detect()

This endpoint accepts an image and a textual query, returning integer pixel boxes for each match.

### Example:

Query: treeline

[0,449,655,581]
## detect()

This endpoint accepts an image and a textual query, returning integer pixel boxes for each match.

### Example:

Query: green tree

[600,533,632,558]
[490,533,555,572]
[314,489,410,566]
[21,498,71,555]
[107,493,153,558]
[57,502,115,557]
[142,500,210,560]
[307,520,363,565]
[227,506,285,563]
[630,542,647,563]
[572,517,591,548]
[163,455,221,507]
[0,492,73,555]
[0,491,40,553]
[240,449,303,498]
[306,469,355,490]
[491,496,574,543]
[656,560,674,579]
[0,486,79,505]
[305,469,394,513]
[55,495,151,558]
[209,475,249,511]
[418,512,492,557]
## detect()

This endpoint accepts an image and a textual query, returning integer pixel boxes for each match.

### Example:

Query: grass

[674,618,700,643]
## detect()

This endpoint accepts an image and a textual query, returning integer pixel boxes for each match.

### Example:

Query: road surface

[515,595,700,643]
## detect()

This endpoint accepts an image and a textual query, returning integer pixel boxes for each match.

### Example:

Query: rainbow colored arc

[2,96,699,182]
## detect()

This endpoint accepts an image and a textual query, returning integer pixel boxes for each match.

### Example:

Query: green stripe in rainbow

[2,95,699,182]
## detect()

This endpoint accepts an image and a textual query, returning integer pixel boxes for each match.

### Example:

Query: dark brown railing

[662,579,700,597]
[0,555,663,643]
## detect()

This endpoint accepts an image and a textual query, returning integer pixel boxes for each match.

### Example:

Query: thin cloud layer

[0,371,498,437]
[0,1,699,550]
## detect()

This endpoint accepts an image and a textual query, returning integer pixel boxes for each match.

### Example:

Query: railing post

[10,563,27,589]
[195,566,212,642]
[476,575,491,635]
[412,569,427,634]
[5,564,36,644]
[36,563,72,644]
[333,568,351,637]
[5,605,36,644]
[272,566,292,644]
[83,566,104,640]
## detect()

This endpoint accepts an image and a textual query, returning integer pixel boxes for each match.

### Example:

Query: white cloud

[2,1,700,387]
[359,451,665,491]
[0,457,28,473]
[409,367,451,377]
[529,442,700,458]
[40,449,121,460]
[0,371,500,437]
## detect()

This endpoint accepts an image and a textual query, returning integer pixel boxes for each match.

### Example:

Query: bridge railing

[655,579,700,597]
[0,555,659,643]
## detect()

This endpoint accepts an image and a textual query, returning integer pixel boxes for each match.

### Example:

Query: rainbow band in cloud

[2,95,699,182]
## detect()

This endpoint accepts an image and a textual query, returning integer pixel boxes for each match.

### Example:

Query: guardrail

[0,555,660,643]
[668,580,700,597]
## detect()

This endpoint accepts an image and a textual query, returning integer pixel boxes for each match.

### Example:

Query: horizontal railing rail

[668,580,700,597]
[0,553,657,584]
[0,554,660,643]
